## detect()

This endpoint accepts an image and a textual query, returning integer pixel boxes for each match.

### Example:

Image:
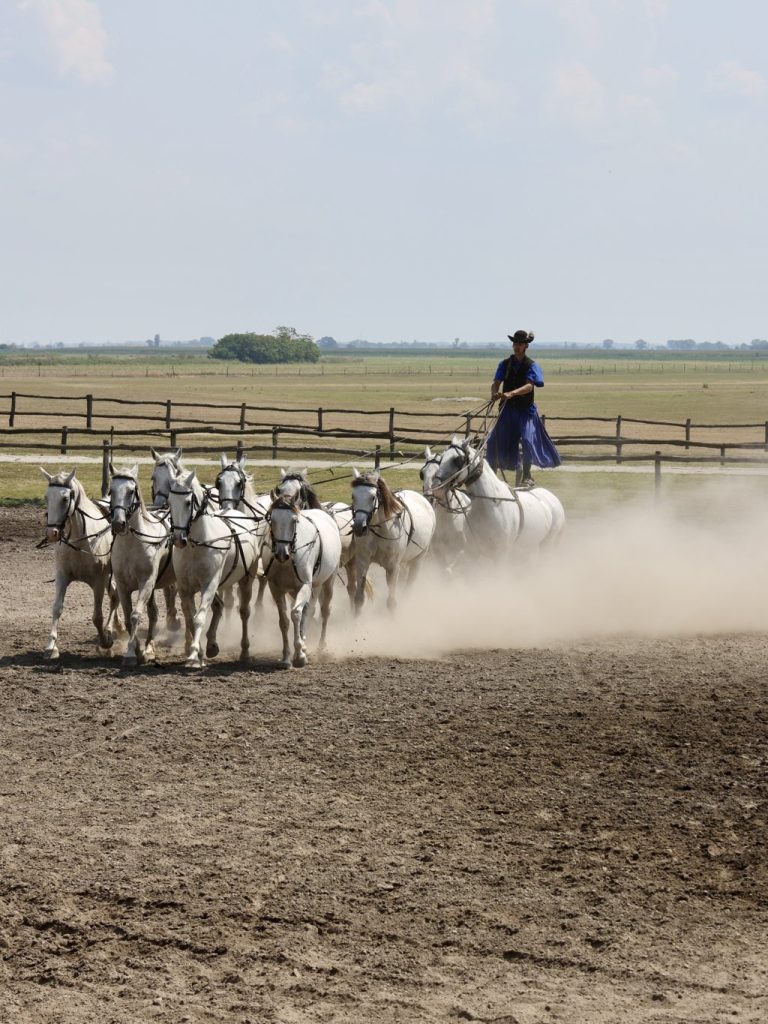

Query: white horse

[215,451,271,605]
[430,437,564,558]
[149,446,185,508]
[260,494,342,668]
[272,468,360,608]
[108,464,177,666]
[349,470,436,613]
[168,469,259,669]
[39,468,121,660]
[420,446,472,572]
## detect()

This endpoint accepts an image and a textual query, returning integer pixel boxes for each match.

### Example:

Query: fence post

[86,394,93,429]
[388,407,395,461]
[101,439,111,498]
[170,430,177,448]
[374,445,381,470]
[9,391,16,427]
[239,403,246,431]
[720,444,725,465]
[685,418,691,450]
[764,421,768,452]
[236,438,244,461]
[654,451,661,501]
[165,400,172,430]
[60,426,68,455]
[272,426,279,460]
[464,412,472,438]
[615,414,622,464]
[317,407,323,433]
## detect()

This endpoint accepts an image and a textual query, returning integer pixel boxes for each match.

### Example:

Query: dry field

[1,498,766,1024]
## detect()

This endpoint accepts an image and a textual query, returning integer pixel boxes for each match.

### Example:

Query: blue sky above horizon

[2,1,766,347]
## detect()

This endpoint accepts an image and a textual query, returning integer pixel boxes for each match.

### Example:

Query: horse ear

[182,469,195,486]
[450,434,460,446]
[279,468,287,480]
[64,469,76,486]
[301,467,308,478]
[174,447,183,462]
[220,453,228,470]
[270,488,278,501]
[109,461,116,476]
[39,466,53,483]
[129,463,139,479]
[351,467,359,479]
[424,446,433,459]
[150,446,160,461]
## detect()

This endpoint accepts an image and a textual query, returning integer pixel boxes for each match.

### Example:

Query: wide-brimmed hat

[508,330,534,344]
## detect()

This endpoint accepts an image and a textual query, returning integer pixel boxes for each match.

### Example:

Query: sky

[2,1,767,347]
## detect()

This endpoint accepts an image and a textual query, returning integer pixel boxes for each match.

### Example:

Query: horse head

[150,447,183,507]
[168,469,203,548]
[216,451,250,510]
[420,446,441,502]
[275,468,321,510]
[432,437,475,497]
[350,469,402,536]
[40,467,77,543]
[266,495,300,563]
[108,463,141,536]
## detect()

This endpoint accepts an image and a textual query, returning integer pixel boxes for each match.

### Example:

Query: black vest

[502,355,535,409]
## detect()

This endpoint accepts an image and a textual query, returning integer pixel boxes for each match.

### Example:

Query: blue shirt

[493,357,544,387]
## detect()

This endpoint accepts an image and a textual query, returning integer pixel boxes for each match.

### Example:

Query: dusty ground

[0,505,766,1024]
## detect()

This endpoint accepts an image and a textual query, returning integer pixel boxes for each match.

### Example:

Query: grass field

[2,350,767,506]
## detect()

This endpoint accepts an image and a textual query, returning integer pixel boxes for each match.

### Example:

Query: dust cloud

[220,477,768,664]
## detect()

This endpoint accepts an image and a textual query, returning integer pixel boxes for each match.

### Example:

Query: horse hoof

[42,648,59,661]
[279,659,292,670]
[167,618,182,633]
[205,642,220,659]
[184,659,204,671]
[122,655,138,669]
[292,655,308,668]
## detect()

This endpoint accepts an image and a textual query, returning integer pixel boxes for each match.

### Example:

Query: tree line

[209,326,319,364]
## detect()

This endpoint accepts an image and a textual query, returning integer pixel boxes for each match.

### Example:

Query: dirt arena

[0,503,766,1023]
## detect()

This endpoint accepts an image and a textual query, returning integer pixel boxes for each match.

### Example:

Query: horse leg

[318,578,334,652]
[106,577,125,638]
[92,573,114,652]
[127,577,157,666]
[291,582,312,667]
[179,588,196,659]
[163,583,181,632]
[256,575,268,608]
[268,582,292,668]
[353,555,371,616]
[344,559,357,611]
[237,577,253,664]
[144,592,159,662]
[43,570,69,660]
[119,585,138,666]
[187,577,219,669]
[205,592,224,659]
[385,564,401,612]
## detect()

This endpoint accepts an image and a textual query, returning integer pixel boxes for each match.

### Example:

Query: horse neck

[69,484,103,539]
[465,459,505,497]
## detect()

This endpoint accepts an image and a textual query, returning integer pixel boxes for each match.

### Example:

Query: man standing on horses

[487,329,561,486]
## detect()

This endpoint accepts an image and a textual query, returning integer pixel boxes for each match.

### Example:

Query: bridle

[44,484,78,532]
[433,443,484,493]
[169,482,209,540]
[351,483,379,534]
[109,475,141,522]
[263,497,323,581]
[216,463,248,510]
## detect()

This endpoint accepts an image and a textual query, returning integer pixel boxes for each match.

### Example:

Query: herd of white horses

[38,439,565,669]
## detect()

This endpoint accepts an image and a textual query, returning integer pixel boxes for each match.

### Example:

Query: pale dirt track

[0,506,766,1024]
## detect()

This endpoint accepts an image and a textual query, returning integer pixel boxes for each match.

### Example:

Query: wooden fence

[3,391,768,473]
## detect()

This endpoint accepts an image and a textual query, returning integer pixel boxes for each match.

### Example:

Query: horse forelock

[270,494,300,515]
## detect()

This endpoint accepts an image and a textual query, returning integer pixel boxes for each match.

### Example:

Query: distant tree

[602,339,614,349]
[667,339,696,350]
[634,339,648,350]
[749,338,768,350]
[209,328,319,364]
[317,336,338,349]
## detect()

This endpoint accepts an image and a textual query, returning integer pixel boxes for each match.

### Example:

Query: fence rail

[2,391,768,474]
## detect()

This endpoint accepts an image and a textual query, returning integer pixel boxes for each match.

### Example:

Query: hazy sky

[2,1,766,346]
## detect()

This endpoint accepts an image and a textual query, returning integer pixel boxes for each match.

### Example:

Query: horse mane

[352,471,403,518]
[282,470,323,510]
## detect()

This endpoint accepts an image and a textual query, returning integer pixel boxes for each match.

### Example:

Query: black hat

[508,330,534,345]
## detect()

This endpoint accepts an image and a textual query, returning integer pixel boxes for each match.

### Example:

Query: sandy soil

[0,505,766,1023]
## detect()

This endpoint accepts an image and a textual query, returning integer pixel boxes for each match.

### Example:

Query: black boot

[515,467,523,487]
[522,462,535,487]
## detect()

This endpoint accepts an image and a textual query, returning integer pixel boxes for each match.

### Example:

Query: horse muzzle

[46,527,60,544]
[173,531,188,548]
[111,518,127,536]
[273,543,291,563]
[352,513,369,537]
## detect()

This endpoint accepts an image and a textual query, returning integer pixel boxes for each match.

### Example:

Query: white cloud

[557,0,600,47]
[18,0,113,84]
[714,60,767,98]
[549,61,605,125]
[618,93,659,121]
[643,65,678,88]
